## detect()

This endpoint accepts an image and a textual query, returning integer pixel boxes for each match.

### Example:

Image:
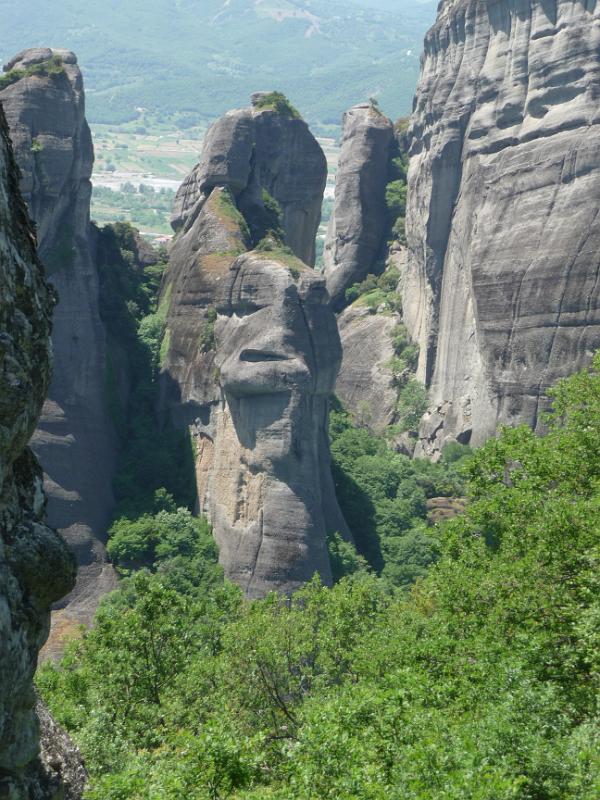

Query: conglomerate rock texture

[162,102,347,596]
[0,104,82,799]
[403,0,600,456]
[323,103,394,310]
[0,48,117,642]
[171,95,327,266]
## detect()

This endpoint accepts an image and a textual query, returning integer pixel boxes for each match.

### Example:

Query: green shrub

[254,91,301,119]
[345,269,401,311]
[198,306,218,353]
[329,396,465,581]
[38,357,600,799]
[396,378,428,433]
[243,189,285,246]
[0,54,65,90]
[327,532,370,582]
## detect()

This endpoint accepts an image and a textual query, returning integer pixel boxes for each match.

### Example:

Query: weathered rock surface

[0,49,117,642]
[0,103,82,799]
[207,250,343,596]
[335,252,405,435]
[162,103,347,595]
[323,104,394,310]
[404,0,600,456]
[171,95,326,266]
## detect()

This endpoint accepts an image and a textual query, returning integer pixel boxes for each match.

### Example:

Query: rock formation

[0,48,118,640]
[335,252,404,436]
[0,102,83,798]
[403,0,600,456]
[161,98,348,596]
[323,103,394,311]
[172,92,326,266]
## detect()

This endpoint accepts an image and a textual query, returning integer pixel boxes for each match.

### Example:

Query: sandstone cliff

[0,103,83,799]
[323,103,394,311]
[404,0,600,455]
[0,49,117,640]
[162,99,348,596]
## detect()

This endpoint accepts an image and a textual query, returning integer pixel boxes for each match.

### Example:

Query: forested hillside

[39,357,600,798]
[0,0,436,126]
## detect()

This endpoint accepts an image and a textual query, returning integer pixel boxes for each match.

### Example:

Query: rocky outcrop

[0,48,117,641]
[161,100,347,596]
[171,93,327,266]
[0,103,81,798]
[323,103,394,310]
[336,252,405,435]
[404,0,600,456]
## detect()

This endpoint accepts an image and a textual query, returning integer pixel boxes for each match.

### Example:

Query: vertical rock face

[171,95,327,266]
[404,0,600,456]
[0,103,79,797]
[0,49,117,637]
[323,104,394,310]
[162,101,347,596]
[335,251,405,436]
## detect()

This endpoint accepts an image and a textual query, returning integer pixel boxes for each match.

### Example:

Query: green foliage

[255,236,304,279]
[345,268,401,311]
[385,178,407,218]
[37,306,600,795]
[253,91,301,119]
[396,377,428,433]
[216,187,251,243]
[242,189,285,247]
[199,306,217,353]
[0,54,64,90]
[96,225,195,519]
[107,503,223,597]
[327,532,370,582]
[329,397,467,585]
[385,137,409,244]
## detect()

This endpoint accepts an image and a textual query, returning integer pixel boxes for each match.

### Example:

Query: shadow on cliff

[330,462,383,572]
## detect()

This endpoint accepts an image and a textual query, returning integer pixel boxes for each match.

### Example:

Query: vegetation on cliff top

[0,54,65,90]
[38,354,600,798]
[253,91,301,120]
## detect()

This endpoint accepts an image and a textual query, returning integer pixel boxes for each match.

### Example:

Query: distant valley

[0,0,436,127]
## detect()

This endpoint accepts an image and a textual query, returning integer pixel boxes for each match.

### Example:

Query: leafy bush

[0,54,64,90]
[242,189,285,247]
[327,532,369,582]
[253,91,301,119]
[107,502,223,597]
[329,398,467,584]
[40,352,600,800]
[345,268,401,311]
[396,378,428,433]
[199,307,217,353]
